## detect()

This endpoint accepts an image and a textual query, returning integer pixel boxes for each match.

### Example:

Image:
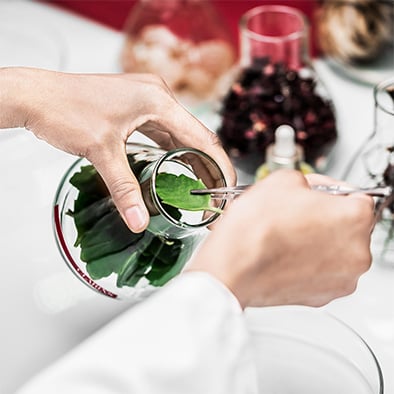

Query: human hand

[0,67,235,233]
[187,169,375,309]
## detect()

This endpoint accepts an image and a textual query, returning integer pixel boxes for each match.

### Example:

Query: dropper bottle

[255,125,314,180]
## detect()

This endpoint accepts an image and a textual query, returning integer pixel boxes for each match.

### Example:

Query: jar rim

[374,76,394,116]
[239,5,308,44]
[150,147,227,229]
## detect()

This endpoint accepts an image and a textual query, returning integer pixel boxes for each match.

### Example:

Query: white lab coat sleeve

[17,272,259,394]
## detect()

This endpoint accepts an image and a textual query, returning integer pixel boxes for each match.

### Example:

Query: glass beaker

[120,0,236,105]
[217,5,337,178]
[344,77,394,266]
[53,143,227,301]
[344,77,394,186]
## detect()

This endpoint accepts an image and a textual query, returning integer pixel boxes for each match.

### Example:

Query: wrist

[0,67,34,129]
[186,205,276,309]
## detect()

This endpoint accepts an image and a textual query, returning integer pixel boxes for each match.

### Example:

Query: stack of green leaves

[67,156,216,288]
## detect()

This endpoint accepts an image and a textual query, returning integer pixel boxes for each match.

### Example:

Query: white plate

[326,44,394,86]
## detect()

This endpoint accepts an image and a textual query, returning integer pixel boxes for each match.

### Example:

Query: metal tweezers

[190,184,393,200]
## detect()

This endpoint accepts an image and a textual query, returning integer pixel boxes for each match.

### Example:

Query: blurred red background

[39,1,321,56]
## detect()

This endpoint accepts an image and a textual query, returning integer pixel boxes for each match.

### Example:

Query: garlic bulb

[316,0,394,64]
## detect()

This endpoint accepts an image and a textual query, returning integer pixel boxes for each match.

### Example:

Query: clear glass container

[217,5,337,177]
[246,306,384,394]
[120,0,236,105]
[344,77,394,266]
[315,0,394,86]
[53,143,226,300]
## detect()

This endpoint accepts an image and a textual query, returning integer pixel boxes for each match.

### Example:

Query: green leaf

[116,232,155,287]
[70,165,108,208]
[67,197,115,246]
[86,245,135,280]
[116,252,142,288]
[146,236,195,286]
[155,173,222,213]
[79,210,144,262]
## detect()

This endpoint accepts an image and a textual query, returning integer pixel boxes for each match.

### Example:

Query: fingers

[305,173,342,186]
[139,95,237,187]
[91,147,149,233]
[121,74,236,187]
[173,113,237,187]
[305,173,376,226]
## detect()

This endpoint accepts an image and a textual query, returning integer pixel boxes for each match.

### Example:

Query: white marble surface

[0,1,393,393]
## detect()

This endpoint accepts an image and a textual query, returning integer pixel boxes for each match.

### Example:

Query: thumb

[93,152,150,233]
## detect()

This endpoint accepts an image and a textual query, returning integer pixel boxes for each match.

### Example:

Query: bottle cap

[273,125,297,158]
[257,125,313,179]
[265,124,302,171]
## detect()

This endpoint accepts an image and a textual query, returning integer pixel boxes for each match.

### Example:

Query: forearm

[16,272,258,394]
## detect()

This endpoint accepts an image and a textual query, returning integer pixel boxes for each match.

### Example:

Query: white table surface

[0,1,393,393]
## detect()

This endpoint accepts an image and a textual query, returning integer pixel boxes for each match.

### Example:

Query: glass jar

[53,143,227,300]
[344,77,394,186]
[344,77,394,266]
[217,5,337,179]
[120,0,236,106]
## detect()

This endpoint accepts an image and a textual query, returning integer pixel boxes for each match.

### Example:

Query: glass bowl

[245,306,384,394]
[53,143,226,301]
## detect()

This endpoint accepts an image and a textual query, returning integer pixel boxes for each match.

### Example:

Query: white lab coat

[17,272,259,393]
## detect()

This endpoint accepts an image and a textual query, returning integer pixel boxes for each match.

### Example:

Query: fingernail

[125,206,148,233]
